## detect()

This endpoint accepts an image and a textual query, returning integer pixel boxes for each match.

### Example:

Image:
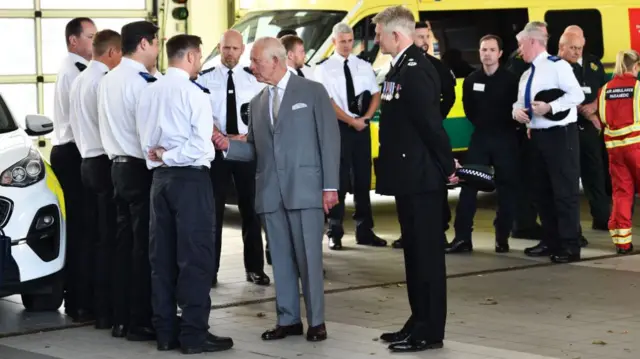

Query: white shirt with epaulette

[196,64,265,135]
[513,51,585,129]
[314,53,380,117]
[52,52,89,146]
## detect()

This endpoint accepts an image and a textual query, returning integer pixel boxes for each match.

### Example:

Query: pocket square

[292,103,308,110]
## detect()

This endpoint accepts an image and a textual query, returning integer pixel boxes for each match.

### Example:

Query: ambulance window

[544,9,604,60]
[352,15,376,56]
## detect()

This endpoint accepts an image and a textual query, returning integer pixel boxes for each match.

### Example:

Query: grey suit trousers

[261,203,325,327]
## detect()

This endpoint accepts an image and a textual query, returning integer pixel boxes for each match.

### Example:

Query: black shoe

[580,236,589,248]
[388,337,444,352]
[524,242,551,257]
[126,326,156,341]
[512,225,542,240]
[550,250,580,263]
[329,237,342,250]
[67,309,94,323]
[380,330,410,343]
[94,317,112,330]
[392,238,403,249]
[157,340,179,351]
[112,324,127,338]
[356,232,388,247]
[180,333,234,354]
[616,243,634,254]
[246,271,270,286]
[261,323,304,340]
[306,323,327,342]
[495,241,510,253]
[445,238,472,254]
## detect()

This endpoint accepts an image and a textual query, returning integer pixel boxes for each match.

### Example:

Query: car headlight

[0,149,45,188]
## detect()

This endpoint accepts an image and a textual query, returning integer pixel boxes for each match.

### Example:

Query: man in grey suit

[212,37,340,342]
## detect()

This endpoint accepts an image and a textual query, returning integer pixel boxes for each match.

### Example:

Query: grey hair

[372,5,415,38]
[332,22,353,38]
[254,36,287,66]
[516,22,548,46]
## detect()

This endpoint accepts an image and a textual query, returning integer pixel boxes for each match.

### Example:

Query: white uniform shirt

[196,64,265,135]
[68,60,109,158]
[98,57,155,159]
[513,51,585,129]
[314,53,380,117]
[288,65,316,82]
[137,67,215,170]
[52,52,89,146]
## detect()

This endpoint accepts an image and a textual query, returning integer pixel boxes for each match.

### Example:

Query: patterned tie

[272,87,280,126]
[524,64,536,119]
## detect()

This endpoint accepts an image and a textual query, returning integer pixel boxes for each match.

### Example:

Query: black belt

[530,122,576,133]
[157,165,208,171]
[112,156,144,163]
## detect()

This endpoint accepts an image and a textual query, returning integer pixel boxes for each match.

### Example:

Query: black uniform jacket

[375,44,455,196]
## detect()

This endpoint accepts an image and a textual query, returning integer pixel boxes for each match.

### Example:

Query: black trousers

[395,190,447,342]
[513,127,540,230]
[454,130,518,241]
[150,167,215,347]
[50,142,88,312]
[80,155,116,318]
[328,124,374,236]
[530,123,581,252]
[209,152,264,274]
[578,122,611,225]
[111,158,153,327]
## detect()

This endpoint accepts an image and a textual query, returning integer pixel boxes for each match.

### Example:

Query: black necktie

[344,59,356,108]
[226,69,239,135]
[296,68,305,78]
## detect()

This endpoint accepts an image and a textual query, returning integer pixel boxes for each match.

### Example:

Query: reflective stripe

[602,81,640,148]
[605,134,640,148]
[610,228,632,236]
[611,228,632,245]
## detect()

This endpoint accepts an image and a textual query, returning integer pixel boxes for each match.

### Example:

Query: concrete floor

[1,190,638,359]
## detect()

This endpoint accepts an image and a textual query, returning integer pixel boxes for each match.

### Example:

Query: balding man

[197,30,269,287]
[213,37,339,342]
[558,31,611,231]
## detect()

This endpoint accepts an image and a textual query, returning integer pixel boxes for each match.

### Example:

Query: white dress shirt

[288,65,316,82]
[314,53,380,117]
[52,52,89,146]
[391,45,412,67]
[137,67,215,170]
[98,57,155,159]
[68,60,109,158]
[513,51,585,129]
[196,63,265,135]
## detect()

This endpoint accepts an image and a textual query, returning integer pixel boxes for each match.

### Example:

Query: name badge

[473,83,485,92]
[582,86,592,94]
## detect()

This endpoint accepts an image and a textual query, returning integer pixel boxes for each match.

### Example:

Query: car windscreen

[202,9,347,69]
[0,95,19,134]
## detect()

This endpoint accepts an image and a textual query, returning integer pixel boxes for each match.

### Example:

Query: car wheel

[21,274,64,312]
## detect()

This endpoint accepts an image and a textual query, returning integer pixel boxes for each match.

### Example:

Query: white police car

[0,94,66,311]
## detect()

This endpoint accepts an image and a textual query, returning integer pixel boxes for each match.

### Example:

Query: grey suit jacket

[225,73,340,214]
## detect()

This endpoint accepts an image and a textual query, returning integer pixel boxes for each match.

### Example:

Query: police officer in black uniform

[372,6,457,352]
[391,20,456,249]
[559,30,610,230]
[447,35,518,254]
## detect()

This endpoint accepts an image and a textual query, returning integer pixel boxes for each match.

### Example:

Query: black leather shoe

[126,326,156,341]
[495,241,510,253]
[180,333,234,354]
[388,338,443,352]
[306,323,327,342]
[94,317,112,330]
[246,271,270,286]
[328,237,342,250]
[524,242,551,257]
[68,309,94,323]
[445,238,472,254]
[550,250,580,263]
[512,225,542,240]
[157,340,179,351]
[392,238,403,249]
[617,243,634,254]
[380,330,410,343]
[356,232,388,247]
[112,324,127,338]
[261,323,304,340]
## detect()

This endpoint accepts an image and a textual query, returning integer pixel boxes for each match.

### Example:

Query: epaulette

[243,66,253,75]
[547,55,561,62]
[75,62,87,72]
[199,67,215,76]
[191,79,210,94]
[315,57,329,65]
[138,72,157,83]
